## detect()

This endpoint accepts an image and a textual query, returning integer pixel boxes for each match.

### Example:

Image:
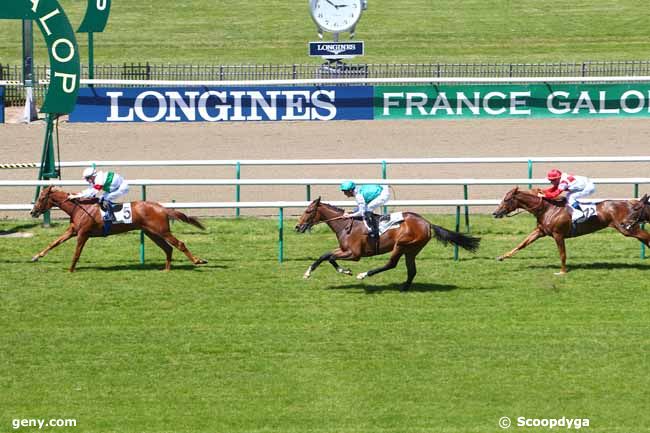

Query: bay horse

[30,186,208,272]
[295,197,480,291]
[492,187,650,274]
[624,193,650,229]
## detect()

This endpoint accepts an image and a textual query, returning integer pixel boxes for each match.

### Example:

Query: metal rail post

[527,159,533,189]
[381,160,388,214]
[454,206,460,261]
[278,207,284,263]
[635,183,646,259]
[463,184,470,232]
[306,184,311,201]
[235,161,241,217]
[139,185,147,264]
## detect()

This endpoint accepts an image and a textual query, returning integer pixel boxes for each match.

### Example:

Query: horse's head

[295,197,324,233]
[623,193,650,229]
[492,187,520,218]
[30,186,56,218]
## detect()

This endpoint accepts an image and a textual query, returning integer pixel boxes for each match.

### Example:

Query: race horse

[493,187,650,274]
[30,186,208,272]
[295,197,481,291]
[624,193,650,229]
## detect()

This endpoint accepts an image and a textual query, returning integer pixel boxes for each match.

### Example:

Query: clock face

[310,0,362,33]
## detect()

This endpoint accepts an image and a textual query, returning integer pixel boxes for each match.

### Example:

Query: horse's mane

[320,201,345,213]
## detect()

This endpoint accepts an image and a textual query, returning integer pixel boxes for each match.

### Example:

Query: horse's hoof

[356,272,368,280]
[195,259,208,265]
[554,271,567,276]
[31,255,40,262]
[496,256,504,261]
[338,268,352,276]
[303,272,311,280]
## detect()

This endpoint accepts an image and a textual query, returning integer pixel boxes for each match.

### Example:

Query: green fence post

[381,160,388,214]
[235,161,241,218]
[527,159,533,189]
[140,185,147,264]
[635,183,646,259]
[463,184,470,232]
[278,207,284,263]
[454,206,460,261]
[306,184,311,202]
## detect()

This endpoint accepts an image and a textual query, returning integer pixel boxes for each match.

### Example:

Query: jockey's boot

[102,200,114,236]
[571,202,584,224]
[364,211,379,239]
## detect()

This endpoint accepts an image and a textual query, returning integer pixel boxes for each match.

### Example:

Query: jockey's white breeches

[567,182,595,207]
[104,182,129,202]
[365,187,390,212]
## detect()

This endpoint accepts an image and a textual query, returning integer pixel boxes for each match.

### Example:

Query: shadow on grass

[74,262,227,272]
[0,222,42,234]
[329,281,458,294]
[527,261,650,271]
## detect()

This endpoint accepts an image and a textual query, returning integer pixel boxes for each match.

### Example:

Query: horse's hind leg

[32,225,76,262]
[145,232,173,271]
[402,247,424,292]
[357,247,403,281]
[160,232,207,265]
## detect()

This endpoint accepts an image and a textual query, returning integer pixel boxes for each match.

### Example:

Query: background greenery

[1,215,649,432]
[1,1,650,65]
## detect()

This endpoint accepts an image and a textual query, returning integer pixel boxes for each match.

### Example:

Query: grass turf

[1,1,650,64]
[1,214,649,433]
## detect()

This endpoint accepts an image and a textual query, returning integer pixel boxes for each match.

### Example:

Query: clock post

[308,0,367,67]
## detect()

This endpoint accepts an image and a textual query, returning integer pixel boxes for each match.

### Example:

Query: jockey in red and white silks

[539,169,595,222]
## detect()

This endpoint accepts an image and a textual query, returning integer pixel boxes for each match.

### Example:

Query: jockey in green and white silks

[69,166,130,223]
[340,181,390,239]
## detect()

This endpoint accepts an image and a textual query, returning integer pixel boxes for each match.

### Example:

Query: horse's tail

[429,223,481,253]
[165,208,206,230]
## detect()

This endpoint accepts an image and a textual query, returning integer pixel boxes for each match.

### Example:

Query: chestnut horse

[295,197,480,291]
[30,186,207,272]
[493,187,650,274]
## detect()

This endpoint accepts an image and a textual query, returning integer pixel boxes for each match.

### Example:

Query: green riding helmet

[340,181,356,191]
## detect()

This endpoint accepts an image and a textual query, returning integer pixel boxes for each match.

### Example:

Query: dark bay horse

[30,186,207,272]
[295,197,480,291]
[493,187,650,274]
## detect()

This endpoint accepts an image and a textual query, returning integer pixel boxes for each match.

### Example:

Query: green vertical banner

[0,0,80,114]
[376,84,650,119]
[78,0,112,32]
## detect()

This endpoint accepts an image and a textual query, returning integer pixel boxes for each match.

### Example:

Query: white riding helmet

[82,166,97,180]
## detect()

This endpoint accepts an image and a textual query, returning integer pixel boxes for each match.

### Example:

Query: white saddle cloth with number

[367,212,404,235]
[100,203,133,224]
[574,201,598,221]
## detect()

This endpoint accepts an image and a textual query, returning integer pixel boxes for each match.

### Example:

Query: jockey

[538,168,595,223]
[68,166,130,222]
[340,181,390,239]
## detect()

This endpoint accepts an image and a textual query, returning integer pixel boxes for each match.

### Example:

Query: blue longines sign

[69,86,374,122]
[309,41,364,58]
[0,86,4,123]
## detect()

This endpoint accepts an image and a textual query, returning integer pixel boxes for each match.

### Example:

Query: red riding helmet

[547,169,562,181]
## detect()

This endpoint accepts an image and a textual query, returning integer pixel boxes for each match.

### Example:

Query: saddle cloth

[363,212,404,235]
[100,203,133,224]
[573,201,597,222]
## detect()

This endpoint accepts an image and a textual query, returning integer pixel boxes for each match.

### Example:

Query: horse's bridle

[624,203,648,230]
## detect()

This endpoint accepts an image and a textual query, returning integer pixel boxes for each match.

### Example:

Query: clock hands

[325,0,349,9]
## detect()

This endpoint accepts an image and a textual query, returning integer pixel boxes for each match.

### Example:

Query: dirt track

[1,116,650,217]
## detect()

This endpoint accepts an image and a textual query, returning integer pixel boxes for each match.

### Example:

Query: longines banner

[69,83,650,122]
[376,84,650,119]
[69,86,374,122]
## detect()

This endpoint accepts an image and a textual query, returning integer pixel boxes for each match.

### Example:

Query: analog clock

[310,0,363,34]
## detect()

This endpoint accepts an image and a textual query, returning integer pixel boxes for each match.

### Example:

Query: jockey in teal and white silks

[69,166,130,222]
[340,181,390,239]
